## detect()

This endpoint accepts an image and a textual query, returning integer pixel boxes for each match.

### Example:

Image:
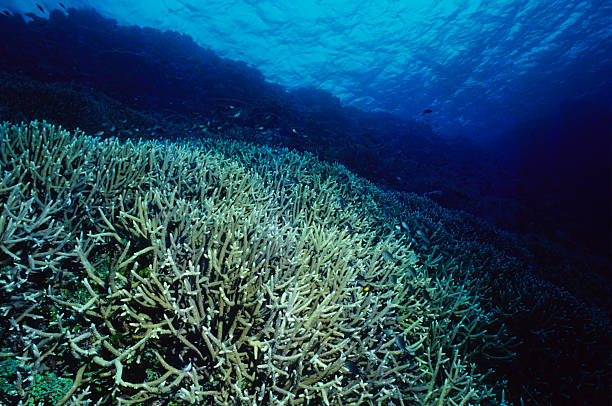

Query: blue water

[4,0,612,139]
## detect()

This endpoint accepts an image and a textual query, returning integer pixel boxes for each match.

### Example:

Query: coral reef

[0,121,511,404]
[375,187,611,405]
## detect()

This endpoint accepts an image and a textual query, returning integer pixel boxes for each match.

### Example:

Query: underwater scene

[0,1,610,405]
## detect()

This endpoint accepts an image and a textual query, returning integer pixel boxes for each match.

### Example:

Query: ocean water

[0,1,610,405]
[4,0,612,138]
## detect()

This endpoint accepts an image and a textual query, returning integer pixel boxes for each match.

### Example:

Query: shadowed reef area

[0,120,608,405]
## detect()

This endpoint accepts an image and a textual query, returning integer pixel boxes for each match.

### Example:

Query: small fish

[355,276,367,284]
[400,220,409,231]
[9,318,20,331]
[395,334,407,351]
[95,130,104,136]
[257,126,264,130]
[292,128,297,134]
[405,267,416,278]
[232,111,241,118]
[382,250,395,262]
[423,109,433,114]
[423,190,443,198]
[344,360,360,376]
[35,3,44,13]
[59,2,66,9]
[362,285,371,293]
[406,251,419,265]
[422,289,431,301]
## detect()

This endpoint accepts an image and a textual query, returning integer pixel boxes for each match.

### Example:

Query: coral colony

[0,121,518,404]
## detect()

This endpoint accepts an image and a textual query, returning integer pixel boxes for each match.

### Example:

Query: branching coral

[0,121,511,405]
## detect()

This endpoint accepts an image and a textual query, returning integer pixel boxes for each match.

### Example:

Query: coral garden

[0,119,608,405]
[0,121,518,404]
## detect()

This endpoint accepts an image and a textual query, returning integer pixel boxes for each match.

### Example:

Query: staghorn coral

[0,121,511,405]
